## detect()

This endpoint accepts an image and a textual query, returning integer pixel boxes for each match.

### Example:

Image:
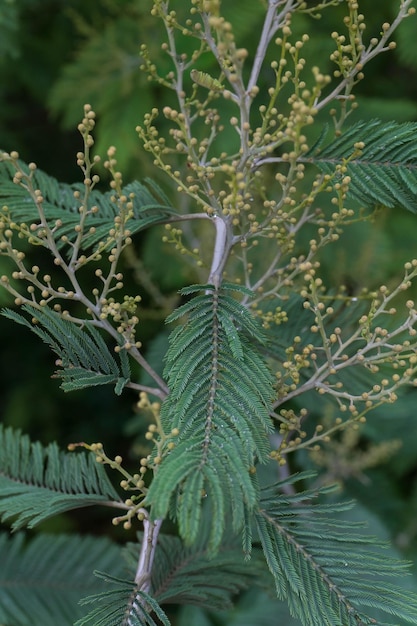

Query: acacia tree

[1,1,417,625]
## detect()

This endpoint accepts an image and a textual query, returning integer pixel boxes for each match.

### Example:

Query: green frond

[76,572,170,626]
[256,474,417,625]
[0,158,178,253]
[0,425,120,530]
[0,532,126,626]
[148,532,265,610]
[2,305,130,394]
[307,120,417,213]
[145,284,275,552]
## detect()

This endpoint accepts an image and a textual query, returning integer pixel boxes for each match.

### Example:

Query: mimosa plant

[1,1,417,624]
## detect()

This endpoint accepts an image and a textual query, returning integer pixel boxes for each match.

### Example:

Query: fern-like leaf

[145,283,275,552]
[256,473,417,626]
[307,120,417,213]
[0,157,178,252]
[2,305,130,394]
[0,425,121,530]
[144,529,266,610]
[0,532,126,626]
[75,572,170,626]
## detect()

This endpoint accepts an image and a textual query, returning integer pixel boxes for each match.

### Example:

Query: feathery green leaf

[256,474,417,625]
[146,284,275,552]
[0,532,126,626]
[0,157,178,253]
[149,532,266,610]
[307,120,417,213]
[0,425,120,530]
[76,572,170,626]
[2,305,130,394]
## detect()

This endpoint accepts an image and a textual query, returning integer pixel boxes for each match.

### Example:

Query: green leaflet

[255,473,417,626]
[145,283,275,553]
[124,529,266,611]
[306,119,417,213]
[153,538,256,609]
[0,425,120,530]
[0,157,178,253]
[76,573,170,626]
[0,520,261,625]
[0,532,126,626]
[2,305,130,394]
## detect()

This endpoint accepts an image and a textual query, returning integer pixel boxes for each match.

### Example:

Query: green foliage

[256,474,417,625]
[0,160,177,253]
[149,529,266,609]
[3,305,131,394]
[75,572,170,626]
[0,424,120,530]
[2,1,417,625]
[310,120,417,213]
[145,283,275,552]
[0,532,126,626]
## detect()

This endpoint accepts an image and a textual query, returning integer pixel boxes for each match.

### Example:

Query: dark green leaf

[256,474,417,626]
[307,120,417,213]
[0,159,178,254]
[76,572,170,626]
[146,284,275,552]
[141,530,265,610]
[0,532,126,626]
[2,305,130,394]
[0,425,120,530]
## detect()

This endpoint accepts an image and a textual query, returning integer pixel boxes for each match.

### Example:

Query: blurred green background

[1,1,417,623]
